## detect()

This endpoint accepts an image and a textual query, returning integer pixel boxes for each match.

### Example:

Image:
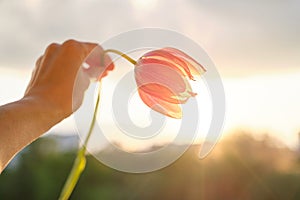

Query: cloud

[187,0,300,74]
[0,0,299,76]
[0,0,139,68]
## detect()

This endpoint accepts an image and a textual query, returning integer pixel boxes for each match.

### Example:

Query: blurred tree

[0,132,299,200]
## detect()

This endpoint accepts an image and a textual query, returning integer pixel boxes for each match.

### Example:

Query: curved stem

[59,48,136,200]
[58,82,102,200]
[82,82,102,148]
[104,49,137,65]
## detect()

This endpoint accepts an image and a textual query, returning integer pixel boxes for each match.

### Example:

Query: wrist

[0,97,63,172]
[19,96,65,131]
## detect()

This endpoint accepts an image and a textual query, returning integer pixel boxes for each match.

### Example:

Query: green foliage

[0,133,299,200]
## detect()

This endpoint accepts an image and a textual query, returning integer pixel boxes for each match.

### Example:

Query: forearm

[0,40,107,173]
[0,97,61,172]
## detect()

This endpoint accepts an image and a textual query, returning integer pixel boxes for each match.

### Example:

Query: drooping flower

[134,47,206,119]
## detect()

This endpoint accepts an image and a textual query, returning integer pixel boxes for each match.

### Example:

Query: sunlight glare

[131,0,158,10]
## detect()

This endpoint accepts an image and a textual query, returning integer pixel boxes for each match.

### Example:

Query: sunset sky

[1,0,300,149]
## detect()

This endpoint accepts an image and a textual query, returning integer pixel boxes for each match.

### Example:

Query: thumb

[83,45,115,80]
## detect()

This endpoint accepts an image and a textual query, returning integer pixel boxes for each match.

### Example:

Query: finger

[44,43,60,56]
[58,40,98,76]
[81,42,100,56]
[83,45,115,80]
[83,45,104,80]
[84,45,104,68]
[99,53,115,79]
[62,40,98,68]
[36,43,60,75]
[35,56,43,66]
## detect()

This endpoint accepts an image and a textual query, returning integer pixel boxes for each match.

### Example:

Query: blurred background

[0,0,300,199]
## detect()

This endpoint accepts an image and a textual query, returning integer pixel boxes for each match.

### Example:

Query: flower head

[134,47,206,119]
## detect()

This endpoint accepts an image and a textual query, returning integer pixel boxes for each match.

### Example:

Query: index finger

[56,40,98,76]
[83,45,115,80]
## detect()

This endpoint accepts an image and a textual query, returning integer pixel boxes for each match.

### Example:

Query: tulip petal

[135,62,188,92]
[141,50,194,80]
[134,63,195,103]
[138,88,182,119]
[134,47,205,119]
[137,56,188,81]
[138,83,191,104]
[163,47,206,77]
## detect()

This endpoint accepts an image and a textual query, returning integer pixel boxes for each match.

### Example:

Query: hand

[0,39,113,172]
[24,39,113,123]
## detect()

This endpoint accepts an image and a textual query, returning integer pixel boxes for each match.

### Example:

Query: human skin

[0,40,111,173]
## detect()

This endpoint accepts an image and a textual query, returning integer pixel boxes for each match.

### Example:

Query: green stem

[58,49,137,200]
[103,49,137,65]
[58,82,102,200]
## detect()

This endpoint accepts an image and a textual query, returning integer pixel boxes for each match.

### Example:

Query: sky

[1,0,300,149]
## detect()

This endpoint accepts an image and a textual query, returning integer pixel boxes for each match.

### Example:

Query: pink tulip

[134,47,206,119]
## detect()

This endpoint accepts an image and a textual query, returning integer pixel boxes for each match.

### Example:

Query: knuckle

[45,43,59,54]
[35,56,42,66]
[62,39,79,48]
[62,40,88,62]
[47,43,59,50]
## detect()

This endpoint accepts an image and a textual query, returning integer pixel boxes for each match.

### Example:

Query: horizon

[1,0,300,150]
[1,67,299,150]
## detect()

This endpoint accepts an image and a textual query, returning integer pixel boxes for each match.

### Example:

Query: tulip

[60,47,206,199]
[134,47,206,119]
